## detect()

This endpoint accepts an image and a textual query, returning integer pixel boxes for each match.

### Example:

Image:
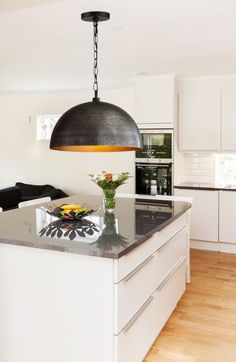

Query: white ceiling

[0,0,236,91]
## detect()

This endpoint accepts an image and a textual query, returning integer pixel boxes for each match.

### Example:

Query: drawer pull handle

[123,295,154,333]
[123,255,154,283]
[158,227,186,253]
[157,256,186,292]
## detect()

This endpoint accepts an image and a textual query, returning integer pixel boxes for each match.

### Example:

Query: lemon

[61,204,81,210]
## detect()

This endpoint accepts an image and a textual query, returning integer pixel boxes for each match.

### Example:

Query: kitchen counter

[0,194,191,362]
[174,182,236,191]
[0,194,191,259]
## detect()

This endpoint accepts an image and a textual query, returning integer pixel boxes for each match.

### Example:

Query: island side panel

[0,244,114,362]
[185,209,191,283]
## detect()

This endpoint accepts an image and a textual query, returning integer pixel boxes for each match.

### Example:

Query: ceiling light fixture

[50,11,142,152]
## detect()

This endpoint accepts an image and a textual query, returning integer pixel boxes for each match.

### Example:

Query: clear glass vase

[102,188,116,213]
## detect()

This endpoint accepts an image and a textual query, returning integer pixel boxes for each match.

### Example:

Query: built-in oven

[135,162,172,196]
[135,129,173,196]
[135,129,173,163]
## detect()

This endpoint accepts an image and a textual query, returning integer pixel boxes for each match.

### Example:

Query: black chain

[93,21,99,101]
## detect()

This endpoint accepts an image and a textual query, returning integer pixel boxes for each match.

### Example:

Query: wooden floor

[145,249,236,362]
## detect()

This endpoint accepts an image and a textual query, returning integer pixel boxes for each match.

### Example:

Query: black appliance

[135,129,173,196]
[135,130,173,162]
[135,163,172,196]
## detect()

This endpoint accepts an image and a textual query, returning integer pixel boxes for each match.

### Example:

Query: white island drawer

[154,228,187,288]
[114,214,187,283]
[154,214,187,250]
[114,228,187,334]
[114,294,155,362]
[154,259,186,336]
[113,236,156,283]
[114,254,155,334]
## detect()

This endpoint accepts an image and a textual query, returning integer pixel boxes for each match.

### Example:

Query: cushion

[15,182,55,197]
[0,186,21,210]
[15,182,68,201]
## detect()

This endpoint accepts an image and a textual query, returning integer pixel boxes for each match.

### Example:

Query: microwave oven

[135,129,173,163]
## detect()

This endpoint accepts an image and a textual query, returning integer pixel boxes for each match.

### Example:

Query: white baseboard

[191,240,220,251]
[219,243,236,254]
[191,239,236,254]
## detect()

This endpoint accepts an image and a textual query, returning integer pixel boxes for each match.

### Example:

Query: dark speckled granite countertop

[0,195,191,259]
[174,182,236,191]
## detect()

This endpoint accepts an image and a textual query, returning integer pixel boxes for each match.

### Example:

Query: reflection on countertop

[0,194,191,259]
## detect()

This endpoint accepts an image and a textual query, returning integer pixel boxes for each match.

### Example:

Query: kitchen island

[0,194,191,362]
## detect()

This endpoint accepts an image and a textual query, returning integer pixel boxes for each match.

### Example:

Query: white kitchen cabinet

[133,75,176,128]
[113,221,188,335]
[114,254,155,334]
[114,294,156,362]
[219,190,236,243]
[154,259,186,335]
[174,188,218,242]
[134,90,174,126]
[179,91,221,151]
[114,223,188,362]
[222,91,236,151]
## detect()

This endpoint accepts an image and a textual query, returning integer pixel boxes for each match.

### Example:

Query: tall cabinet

[133,74,185,185]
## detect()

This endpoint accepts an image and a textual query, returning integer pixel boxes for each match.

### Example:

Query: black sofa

[0,183,68,211]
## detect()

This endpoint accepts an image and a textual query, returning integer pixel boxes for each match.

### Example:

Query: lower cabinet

[175,188,236,251]
[114,228,187,334]
[219,190,236,243]
[114,294,156,362]
[155,259,186,334]
[174,188,218,242]
[113,214,189,362]
[114,254,155,334]
[114,259,186,362]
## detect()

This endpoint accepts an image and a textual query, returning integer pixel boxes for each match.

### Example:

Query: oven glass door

[135,163,172,195]
[136,132,172,159]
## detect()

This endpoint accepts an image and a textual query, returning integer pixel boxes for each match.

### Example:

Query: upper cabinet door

[134,90,174,126]
[222,91,236,151]
[179,91,221,151]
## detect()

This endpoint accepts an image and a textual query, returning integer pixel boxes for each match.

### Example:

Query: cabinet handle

[123,255,154,283]
[123,295,154,333]
[158,227,185,252]
[157,256,186,292]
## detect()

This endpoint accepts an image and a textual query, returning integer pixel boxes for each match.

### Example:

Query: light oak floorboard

[145,249,236,362]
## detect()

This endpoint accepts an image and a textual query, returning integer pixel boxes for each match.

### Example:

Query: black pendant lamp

[50,11,142,152]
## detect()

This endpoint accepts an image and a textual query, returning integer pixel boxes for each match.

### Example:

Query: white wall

[0,88,136,196]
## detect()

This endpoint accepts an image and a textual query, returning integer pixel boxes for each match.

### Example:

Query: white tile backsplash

[183,152,215,183]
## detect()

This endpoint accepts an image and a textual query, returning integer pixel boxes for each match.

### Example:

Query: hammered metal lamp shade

[50,101,142,152]
[50,10,142,152]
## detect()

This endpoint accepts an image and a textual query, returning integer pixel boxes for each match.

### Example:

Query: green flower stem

[102,188,116,211]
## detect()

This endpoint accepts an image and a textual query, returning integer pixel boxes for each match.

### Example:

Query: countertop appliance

[135,129,173,196]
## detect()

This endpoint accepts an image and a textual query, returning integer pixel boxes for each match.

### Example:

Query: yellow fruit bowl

[46,204,97,220]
